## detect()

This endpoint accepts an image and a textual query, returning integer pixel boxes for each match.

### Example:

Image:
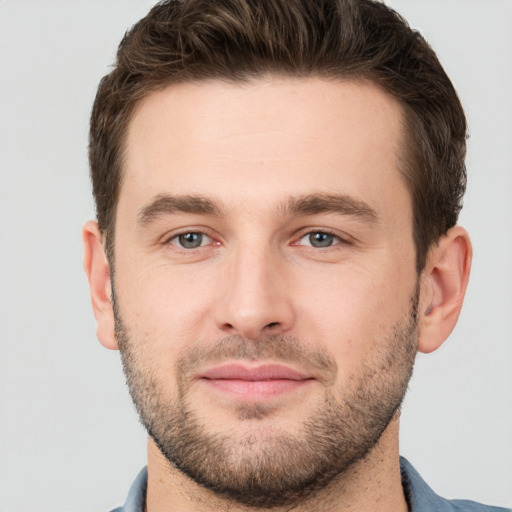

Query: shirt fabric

[110,457,510,512]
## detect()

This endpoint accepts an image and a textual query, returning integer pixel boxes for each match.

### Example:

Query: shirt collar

[117,459,508,512]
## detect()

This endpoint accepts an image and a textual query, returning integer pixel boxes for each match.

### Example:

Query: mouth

[197,363,315,399]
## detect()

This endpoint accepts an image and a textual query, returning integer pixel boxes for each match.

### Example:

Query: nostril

[265,322,280,329]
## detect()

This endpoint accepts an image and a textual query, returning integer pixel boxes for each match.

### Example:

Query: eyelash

[165,229,349,251]
[294,230,348,248]
[166,231,215,250]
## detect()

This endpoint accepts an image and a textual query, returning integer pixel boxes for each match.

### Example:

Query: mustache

[175,335,338,386]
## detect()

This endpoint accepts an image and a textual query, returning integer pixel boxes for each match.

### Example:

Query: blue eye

[171,232,211,249]
[299,232,340,248]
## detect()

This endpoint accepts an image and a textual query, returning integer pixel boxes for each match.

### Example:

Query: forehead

[121,77,410,221]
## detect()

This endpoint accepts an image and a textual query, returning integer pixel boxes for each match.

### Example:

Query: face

[113,78,419,506]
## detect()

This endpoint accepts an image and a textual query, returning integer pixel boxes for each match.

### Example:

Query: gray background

[0,1,511,510]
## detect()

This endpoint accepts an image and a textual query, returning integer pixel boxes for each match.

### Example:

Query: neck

[145,416,408,512]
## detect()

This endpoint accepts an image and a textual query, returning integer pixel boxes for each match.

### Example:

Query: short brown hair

[89,0,467,271]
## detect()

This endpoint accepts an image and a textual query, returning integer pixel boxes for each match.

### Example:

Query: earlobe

[82,221,118,350]
[417,226,472,354]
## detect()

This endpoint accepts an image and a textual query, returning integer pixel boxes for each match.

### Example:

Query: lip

[200,363,310,381]
[197,363,314,399]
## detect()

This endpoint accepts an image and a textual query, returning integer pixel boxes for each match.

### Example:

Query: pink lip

[198,363,314,399]
[200,363,309,381]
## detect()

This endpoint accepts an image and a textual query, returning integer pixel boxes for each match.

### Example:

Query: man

[82,0,509,511]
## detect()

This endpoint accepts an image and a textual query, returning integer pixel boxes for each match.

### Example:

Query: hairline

[102,73,429,272]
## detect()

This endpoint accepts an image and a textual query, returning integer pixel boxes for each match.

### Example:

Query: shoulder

[400,458,510,512]
[448,501,511,512]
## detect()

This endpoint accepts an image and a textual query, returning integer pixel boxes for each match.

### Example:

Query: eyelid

[161,227,219,248]
[292,228,352,247]
[169,232,212,248]
[159,226,352,249]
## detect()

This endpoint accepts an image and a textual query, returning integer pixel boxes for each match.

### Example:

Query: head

[84,0,471,508]
[89,0,467,273]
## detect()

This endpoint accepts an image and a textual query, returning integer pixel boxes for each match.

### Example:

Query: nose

[214,245,295,340]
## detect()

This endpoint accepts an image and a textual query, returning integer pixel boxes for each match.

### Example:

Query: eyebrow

[137,194,223,224]
[284,193,378,223]
[137,192,378,224]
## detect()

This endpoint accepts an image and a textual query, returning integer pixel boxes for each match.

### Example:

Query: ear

[82,220,118,350]
[417,226,472,354]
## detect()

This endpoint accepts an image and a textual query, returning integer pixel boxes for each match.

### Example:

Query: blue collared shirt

[111,458,510,511]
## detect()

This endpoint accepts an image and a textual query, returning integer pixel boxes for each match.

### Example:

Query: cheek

[292,262,415,367]
[113,237,417,368]
[113,255,217,356]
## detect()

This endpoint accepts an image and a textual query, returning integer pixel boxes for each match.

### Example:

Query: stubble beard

[114,287,419,508]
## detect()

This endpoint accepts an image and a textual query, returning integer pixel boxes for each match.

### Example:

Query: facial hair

[114,287,419,508]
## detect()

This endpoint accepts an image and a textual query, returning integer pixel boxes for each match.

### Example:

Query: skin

[83,77,472,511]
